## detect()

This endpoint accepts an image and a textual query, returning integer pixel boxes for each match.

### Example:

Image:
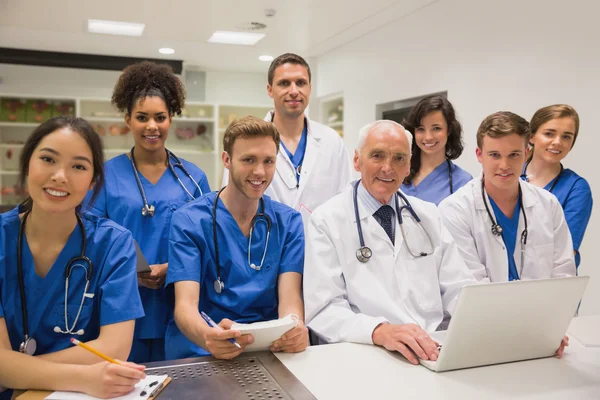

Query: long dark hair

[19,116,105,211]
[402,96,464,184]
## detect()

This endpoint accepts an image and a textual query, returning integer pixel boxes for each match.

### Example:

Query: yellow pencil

[70,338,121,364]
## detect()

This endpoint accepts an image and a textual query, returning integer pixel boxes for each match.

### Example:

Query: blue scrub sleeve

[278,212,305,275]
[166,210,202,286]
[98,229,145,326]
[82,185,108,218]
[198,174,211,195]
[563,179,593,251]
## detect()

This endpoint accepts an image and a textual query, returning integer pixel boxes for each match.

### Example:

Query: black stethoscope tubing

[129,147,203,217]
[212,187,272,294]
[17,210,92,354]
[353,180,433,262]
[481,177,529,245]
[521,161,564,193]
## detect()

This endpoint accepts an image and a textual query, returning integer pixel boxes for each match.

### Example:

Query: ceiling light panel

[207,31,265,46]
[88,19,145,37]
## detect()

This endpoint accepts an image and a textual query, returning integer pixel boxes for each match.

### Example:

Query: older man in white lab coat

[222,53,352,227]
[439,112,576,283]
[304,120,477,365]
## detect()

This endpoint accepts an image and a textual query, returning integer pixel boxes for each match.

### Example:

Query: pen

[70,338,120,364]
[200,311,242,349]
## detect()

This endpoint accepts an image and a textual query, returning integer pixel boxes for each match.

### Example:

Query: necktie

[374,205,395,244]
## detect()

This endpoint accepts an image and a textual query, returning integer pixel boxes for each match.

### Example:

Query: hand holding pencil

[70,338,147,399]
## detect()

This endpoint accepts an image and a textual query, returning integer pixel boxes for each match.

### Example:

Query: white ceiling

[0,0,437,73]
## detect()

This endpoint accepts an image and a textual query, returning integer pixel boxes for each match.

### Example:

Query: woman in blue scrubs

[521,104,593,269]
[0,117,145,399]
[401,96,472,205]
[166,116,308,360]
[85,62,211,363]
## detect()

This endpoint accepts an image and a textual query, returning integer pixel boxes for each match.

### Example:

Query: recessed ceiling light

[259,55,274,62]
[159,48,175,55]
[208,31,265,46]
[87,19,145,37]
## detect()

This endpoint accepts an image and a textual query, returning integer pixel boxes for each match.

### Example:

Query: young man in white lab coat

[439,111,576,283]
[304,120,478,365]
[222,53,352,227]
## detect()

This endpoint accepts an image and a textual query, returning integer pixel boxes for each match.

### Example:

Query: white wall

[205,70,270,105]
[315,0,600,314]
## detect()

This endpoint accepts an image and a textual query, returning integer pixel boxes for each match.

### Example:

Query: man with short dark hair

[224,53,353,226]
[166,116,308,360]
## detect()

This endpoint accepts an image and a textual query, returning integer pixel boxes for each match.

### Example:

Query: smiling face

[354,125,411,204]
[126,96,172,153]
[223,136,278,201]
[476,133,528,192]
[414,110,449,156]
[530,117,576,164]
[27,127,95,214]
[267,63,311,119]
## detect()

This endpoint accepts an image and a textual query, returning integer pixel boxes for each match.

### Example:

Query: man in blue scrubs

[165,116,308,360]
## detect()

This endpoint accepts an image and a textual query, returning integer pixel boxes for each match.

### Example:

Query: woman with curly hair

[85,61,211,363]
[521,104,592,269]
[401,96,472,205]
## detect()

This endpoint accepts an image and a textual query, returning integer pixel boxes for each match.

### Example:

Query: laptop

[420,276,589,372]
[134,240,152,273]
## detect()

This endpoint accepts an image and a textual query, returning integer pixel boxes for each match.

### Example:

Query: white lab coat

[222,111,353,227]
[438,175,576,283]
[304,183,478,345]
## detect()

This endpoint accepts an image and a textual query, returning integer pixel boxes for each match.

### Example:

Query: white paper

[231,315,298,352]
[45,374,168,400]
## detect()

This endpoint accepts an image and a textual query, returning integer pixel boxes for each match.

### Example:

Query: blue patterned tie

[374,205,395,245]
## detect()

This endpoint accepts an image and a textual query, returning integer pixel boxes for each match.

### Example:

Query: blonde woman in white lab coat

[222,54,352,226]
[304,120,478,365]
[439,111,575,283]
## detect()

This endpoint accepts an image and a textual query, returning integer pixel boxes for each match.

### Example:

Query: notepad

[231,314,298,352]
[44,374,168,400]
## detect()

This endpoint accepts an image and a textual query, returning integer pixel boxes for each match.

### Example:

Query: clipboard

[135,240,151,273]
[15,377,171,400]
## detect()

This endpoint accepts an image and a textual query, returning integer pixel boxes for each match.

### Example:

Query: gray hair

[356,120,413,154]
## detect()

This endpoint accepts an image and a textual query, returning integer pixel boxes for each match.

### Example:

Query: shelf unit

[0,93,272,205]
[318,93,344,137]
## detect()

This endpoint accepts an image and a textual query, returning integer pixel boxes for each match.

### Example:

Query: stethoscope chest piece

[214,278,224,294]
[141,204,155,217]
[356,246,372,263]
[491,224,503,236]
[19,336,36,355]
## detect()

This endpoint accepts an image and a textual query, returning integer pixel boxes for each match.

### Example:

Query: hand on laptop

[556,335,569,358]
[372,323,440,365]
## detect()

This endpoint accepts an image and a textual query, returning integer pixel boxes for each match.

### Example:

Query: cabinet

[0,93,272,206]
[318,93,344,137]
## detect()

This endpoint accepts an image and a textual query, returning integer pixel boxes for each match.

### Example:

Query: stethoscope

[17,210,93,355]
[212,187,272,294]
[446,159,454,194]
[521,161,564,193]
[353,180,434,262]
[129,147,203,217]
[481,177,529,278]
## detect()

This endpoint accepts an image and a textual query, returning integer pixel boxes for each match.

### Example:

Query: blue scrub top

[84,153,210,340]
[280,123,308,185]
[402,161,472,205]
[0,206,144,356]
[164,192,304,359]
[489,196,521,281]
[520,167,592,268]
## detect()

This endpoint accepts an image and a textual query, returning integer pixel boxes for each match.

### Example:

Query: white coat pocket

[404,257,443,314]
